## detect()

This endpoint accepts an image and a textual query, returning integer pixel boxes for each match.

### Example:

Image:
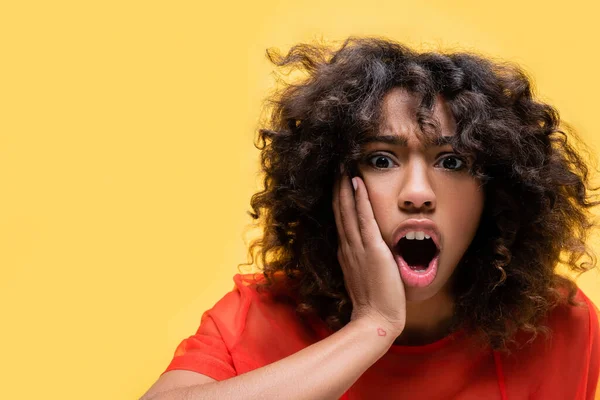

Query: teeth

[403,231,430,241]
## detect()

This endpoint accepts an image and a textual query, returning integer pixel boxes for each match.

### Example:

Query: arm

[142,315,399,400]
[142,171,407,400]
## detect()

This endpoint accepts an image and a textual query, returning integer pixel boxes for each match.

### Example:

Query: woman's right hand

[332,167,407,337]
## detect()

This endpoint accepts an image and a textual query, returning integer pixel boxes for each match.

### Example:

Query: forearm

[151,317,398,400]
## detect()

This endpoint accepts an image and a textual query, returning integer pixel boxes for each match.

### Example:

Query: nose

[398,161,436,212]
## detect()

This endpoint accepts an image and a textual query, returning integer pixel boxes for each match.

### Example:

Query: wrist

[351,308,405,336]
[348,315,403,346]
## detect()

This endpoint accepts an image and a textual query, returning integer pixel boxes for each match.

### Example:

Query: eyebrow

[362,134,456,149]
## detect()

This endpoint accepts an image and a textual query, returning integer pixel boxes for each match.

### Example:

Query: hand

[332,168,407,337]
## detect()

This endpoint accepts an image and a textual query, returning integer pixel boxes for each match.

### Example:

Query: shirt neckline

[308,312,467,354]
[387,327,466,354]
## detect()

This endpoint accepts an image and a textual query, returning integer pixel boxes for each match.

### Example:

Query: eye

[367,154,396,169]
[437,155,467,171]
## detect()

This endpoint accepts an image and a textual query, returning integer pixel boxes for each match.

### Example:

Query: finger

[339,170,362,247]
[332,170,347,245]
[353,176,385,247]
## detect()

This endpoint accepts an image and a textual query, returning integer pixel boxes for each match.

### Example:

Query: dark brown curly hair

[242,36,600,353]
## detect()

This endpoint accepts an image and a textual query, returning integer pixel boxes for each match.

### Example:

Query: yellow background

[1,1,599,399]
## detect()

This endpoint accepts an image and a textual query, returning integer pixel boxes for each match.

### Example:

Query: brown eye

[438,156,466,171]
[368,155,395,169]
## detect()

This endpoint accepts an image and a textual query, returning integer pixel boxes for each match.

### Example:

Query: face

[358,87,484,303]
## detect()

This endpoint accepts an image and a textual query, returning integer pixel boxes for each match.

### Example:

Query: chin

[403,270,454,303]
[404,285,443,303]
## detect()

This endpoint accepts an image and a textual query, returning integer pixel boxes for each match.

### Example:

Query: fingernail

[352,177,358,190]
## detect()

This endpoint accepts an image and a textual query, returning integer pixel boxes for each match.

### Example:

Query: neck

[393,290,458,346]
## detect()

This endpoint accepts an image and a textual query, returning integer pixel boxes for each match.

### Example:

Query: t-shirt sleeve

[161,274,253,381]
[576,290,600,400]
[529,288,600,400]
[580,292,600,400]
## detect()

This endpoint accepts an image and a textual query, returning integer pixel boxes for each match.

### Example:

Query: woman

[140,37,600,399]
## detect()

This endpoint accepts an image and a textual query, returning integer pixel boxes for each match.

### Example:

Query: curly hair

[242,36,600,353]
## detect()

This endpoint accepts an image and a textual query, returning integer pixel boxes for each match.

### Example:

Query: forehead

[377,87,457,144]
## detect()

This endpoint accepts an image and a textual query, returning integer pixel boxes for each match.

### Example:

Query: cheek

[363,182,397,229]
[439,182,484,243]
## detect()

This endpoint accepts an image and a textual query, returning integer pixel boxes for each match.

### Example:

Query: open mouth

[395,236,440,271]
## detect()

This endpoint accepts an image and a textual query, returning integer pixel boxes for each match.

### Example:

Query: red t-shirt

[163,274,600,399]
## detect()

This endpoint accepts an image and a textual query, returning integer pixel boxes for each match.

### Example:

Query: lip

[392,219,442,251]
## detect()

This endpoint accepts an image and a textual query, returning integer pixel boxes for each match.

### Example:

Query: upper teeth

[403,231,431,240]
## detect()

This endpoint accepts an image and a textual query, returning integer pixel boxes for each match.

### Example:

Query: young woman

[140,37,600,399]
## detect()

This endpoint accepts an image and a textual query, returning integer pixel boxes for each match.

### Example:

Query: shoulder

[206,272,312,345]
[505,285,599,366]
[546,286,599,345]
[160,272,309,380]
[520,286,600,398]
[216,271,300,314]
[204,272,320,370]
